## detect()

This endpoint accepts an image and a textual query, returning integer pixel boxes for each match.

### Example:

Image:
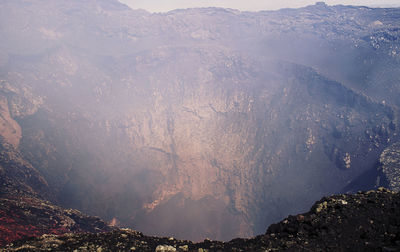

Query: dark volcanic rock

[0,196,113,247]
[3,189,400,251]
[1,0,400,241]
[259,187,400,251]
[380,142,400,191]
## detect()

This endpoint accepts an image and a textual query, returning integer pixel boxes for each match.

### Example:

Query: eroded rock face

[0,95,21,147]
[0,79,43,147]
[15,52,398,240]
[1,0,400,241]
[0,138,49,200]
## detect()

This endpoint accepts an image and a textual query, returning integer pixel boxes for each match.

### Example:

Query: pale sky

[119,0,400,12]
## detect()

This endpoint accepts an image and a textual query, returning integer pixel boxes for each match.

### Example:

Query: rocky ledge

[2,188,400,251]
[0,196,113,247]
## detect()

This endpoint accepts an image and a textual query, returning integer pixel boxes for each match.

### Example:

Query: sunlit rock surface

[380,142,400,191]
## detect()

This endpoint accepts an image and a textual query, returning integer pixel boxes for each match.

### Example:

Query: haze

[119,0,400,12]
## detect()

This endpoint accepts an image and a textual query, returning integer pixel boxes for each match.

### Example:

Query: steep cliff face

[13,49,398,240]
[1,0,400,241]
[0,138,49,200]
